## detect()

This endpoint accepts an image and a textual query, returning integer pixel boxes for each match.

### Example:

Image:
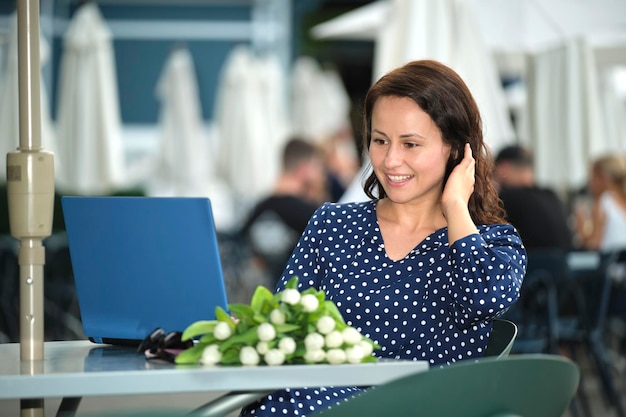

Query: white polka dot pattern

[240,200,527,417]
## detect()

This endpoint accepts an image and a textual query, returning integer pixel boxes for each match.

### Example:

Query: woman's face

[589,166,608,196]
[368,96,451,205]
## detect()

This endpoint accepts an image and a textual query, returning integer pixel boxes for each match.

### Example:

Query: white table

[0,341,429,416]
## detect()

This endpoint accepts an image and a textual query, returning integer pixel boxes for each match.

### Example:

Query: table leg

[190,391,272,417]
[56,397,82,417]
[21,398,43,417]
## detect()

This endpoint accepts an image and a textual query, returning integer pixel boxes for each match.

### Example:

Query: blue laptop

[61,196,229,346]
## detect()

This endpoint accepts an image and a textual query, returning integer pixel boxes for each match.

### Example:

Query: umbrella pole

[8,0,55,415]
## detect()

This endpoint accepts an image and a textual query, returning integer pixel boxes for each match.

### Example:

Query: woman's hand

[441,143,475,217]
[441,143,478,244]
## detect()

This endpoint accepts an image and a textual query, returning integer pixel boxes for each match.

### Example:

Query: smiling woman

[239,59,527,417]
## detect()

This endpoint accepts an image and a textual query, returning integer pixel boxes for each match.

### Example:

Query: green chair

[312,354,579,417]
[484,318,518,358]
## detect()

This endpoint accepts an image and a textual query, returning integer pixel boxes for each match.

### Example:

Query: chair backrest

[484,319,518,358]
[313,354,579,417]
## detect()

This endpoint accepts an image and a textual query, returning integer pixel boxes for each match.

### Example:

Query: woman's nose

[384,144,403,168]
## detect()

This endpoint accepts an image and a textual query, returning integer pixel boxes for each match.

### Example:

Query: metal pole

[9,0,55,414]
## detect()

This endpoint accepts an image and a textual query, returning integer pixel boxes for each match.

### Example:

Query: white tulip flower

[342,327,363,345]
[257,323,277,342]
[345,345,365,364]
[240,346,260,366]
[278,337,297,354]
[200,344,222,366]
[316,316,336,335]
[281,289,301,305]
[300,294,320,312]
[264,348,286,366]
[269,309,286,325]
[325,331,343,348]
[256,341,269,355]
[326,348,347,365]
[359,340,374,357]
[213,322,232,341]
[304,349,325,363]
[304,332,325,351]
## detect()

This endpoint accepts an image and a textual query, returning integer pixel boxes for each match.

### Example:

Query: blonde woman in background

[576,154,626,252]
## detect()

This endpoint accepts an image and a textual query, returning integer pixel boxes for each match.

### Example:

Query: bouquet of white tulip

[175,277,380,366]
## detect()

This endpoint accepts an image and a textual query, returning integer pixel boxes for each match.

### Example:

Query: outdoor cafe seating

[503,248,626,417]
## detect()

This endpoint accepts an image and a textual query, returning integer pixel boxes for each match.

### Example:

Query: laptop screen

[62,196,229,345]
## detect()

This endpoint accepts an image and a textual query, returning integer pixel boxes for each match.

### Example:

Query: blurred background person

[494,144,573,250]
[240,137,327,285]
[575,154,626,252]
[320,124,361,202]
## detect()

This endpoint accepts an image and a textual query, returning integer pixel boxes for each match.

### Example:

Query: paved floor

[562,347,626,417]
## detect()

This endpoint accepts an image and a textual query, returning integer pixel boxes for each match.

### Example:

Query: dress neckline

[368,199,448,261]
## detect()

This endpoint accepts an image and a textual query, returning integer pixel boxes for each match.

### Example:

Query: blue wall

[48,3,253,123]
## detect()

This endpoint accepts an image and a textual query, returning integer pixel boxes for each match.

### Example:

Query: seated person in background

[241,59,526,417]
[575,154,626,252]
[493,145,573,250]
[241,138,327,284]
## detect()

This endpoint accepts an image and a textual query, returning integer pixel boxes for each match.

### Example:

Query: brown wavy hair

[362,60,506,225]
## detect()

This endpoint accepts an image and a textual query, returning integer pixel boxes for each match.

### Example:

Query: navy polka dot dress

[240,200,526,417]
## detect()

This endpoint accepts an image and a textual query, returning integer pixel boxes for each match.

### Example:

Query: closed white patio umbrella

[214,45,290,203]
[146,46,211,196]
[55,2,125,195]
[525,38,610,190]
[290,56,351,143]
[134,45,236,231]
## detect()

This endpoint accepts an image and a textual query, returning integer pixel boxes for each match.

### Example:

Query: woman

[241,60,526,417]
[575,154,626,252]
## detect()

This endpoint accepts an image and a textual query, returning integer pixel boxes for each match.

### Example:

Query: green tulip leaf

[215,306,234,325]
[251,286,274,312]
[181,320,217,341]
[253,313,267,324]
[199,333,217,345]
[174,344,205,364]
[274,323,301,333]
[228,304,255,322]
[285,276,299,290]
[219,327,259,351]
[324,301,346,326]
[221,349,242,365]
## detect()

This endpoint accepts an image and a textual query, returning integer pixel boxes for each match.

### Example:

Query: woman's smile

[386,173,414,185]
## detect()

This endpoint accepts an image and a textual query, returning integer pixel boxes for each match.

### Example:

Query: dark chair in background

[0,235,18,342]
[0,232,84,343]
[502,249,566,354]
[503,248,626,417]
[564,250,626,417]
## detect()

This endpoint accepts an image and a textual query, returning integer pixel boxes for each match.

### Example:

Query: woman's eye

[404,142,419,148]
[372,138,387,145]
